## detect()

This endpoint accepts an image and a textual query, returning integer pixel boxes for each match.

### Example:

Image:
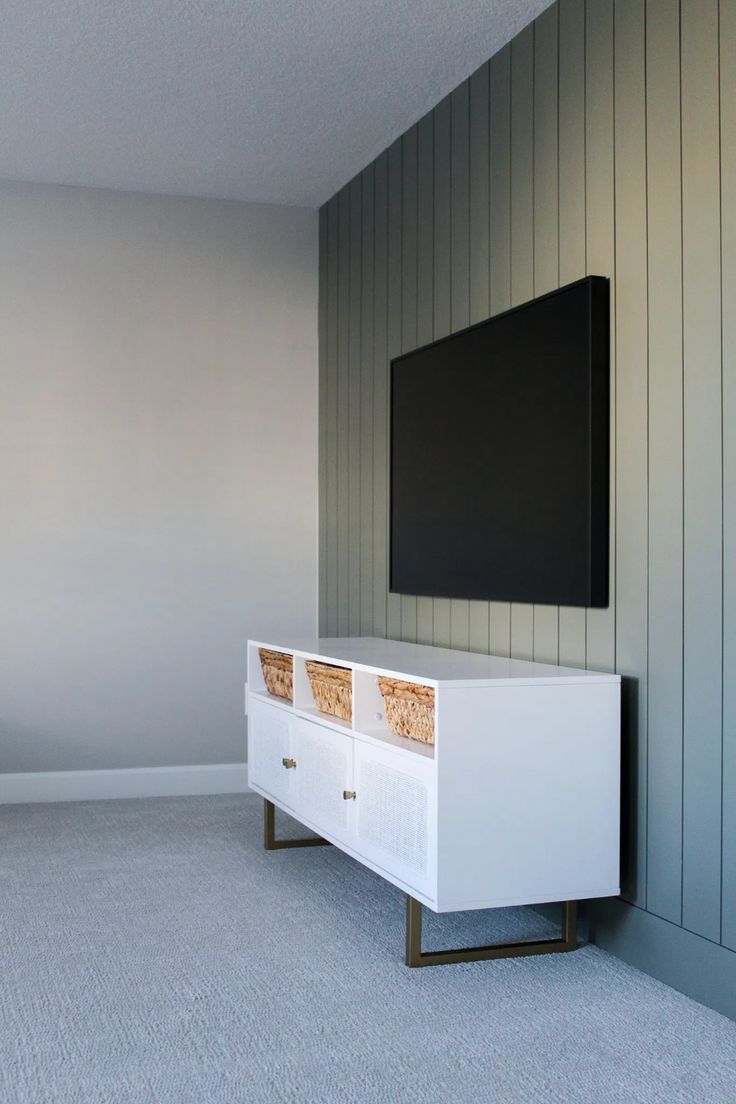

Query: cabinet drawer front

[354,743,434,893]
[248,698,293,803]
[292,718,353,838]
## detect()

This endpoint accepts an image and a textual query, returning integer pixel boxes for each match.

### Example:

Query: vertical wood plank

[614,0,649,908]
[532,3,561,664]
[509,23,535,661]
[336,186,351,636]
[325,196,339,636]
[585,0,616,676]
[644,0,684,925]
[450,81,471,652]
[721,0,736,953]
[386,139,403,640]
[467,603,490,656]
[489,44,513,657]
[348,178,362,636]
[468,61,491,654]
[432,94,453,647]
[681,0,723,941]
[359,165,375,636]
[450,80,471,331]
[400,126,419,643]
[469,61,491,325]
[372,153,389,639]
[557,0,588,667]
[318,206,327,633]
[416,112,435,645]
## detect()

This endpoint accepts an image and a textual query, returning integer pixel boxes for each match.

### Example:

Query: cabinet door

[353,742,435,896]
[248,698,294,805]
[292,717,354,842]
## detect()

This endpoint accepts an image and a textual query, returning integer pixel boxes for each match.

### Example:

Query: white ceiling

[1,1,551,208]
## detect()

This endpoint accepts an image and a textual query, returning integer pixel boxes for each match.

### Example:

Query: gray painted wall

[319,0,736,1012]
[1,181,318,773]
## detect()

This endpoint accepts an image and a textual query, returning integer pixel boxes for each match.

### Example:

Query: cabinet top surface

[249,636,620,687]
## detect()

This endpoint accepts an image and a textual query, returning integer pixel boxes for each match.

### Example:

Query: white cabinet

[247,636,621,916]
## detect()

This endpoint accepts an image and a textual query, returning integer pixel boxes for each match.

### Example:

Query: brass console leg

[405,896,579,967]
[263,799,331,850]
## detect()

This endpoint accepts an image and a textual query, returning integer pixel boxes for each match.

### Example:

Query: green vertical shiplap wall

[317,0,736,1010]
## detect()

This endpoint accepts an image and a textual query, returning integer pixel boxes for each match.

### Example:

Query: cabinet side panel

[436,683,620,909]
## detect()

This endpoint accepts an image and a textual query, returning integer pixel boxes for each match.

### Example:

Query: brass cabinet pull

[343,790,357,800]
[282,757,297,769]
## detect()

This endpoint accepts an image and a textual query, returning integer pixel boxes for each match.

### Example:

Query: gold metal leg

[263,799,331,851]
[405,897,578,967]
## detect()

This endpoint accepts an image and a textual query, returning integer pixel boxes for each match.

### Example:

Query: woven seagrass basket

[258,648,293,701]
[377,678,435,744]
[305,660,352,722]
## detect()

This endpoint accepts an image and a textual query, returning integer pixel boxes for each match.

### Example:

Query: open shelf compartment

[249,642,295,704]
[352,668,436,760]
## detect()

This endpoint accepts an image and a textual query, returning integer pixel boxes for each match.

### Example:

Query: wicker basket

[377,678,435,744]
[305,660,352,722]
[258,648,293,701]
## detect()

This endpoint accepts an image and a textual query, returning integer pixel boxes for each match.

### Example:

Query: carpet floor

[1,793,735,1104]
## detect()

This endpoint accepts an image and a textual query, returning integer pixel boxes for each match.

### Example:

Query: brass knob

[282,757,296,769]
[343,790,356,800]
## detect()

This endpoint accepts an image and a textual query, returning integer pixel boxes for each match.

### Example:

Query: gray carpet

[1,795,735,1104]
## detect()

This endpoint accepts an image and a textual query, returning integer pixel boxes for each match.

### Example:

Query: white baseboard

[0,763,250,804]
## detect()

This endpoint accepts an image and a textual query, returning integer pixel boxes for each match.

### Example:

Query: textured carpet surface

[1,794,735,1104]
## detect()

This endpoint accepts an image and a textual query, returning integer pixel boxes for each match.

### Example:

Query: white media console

[247,636,621,966]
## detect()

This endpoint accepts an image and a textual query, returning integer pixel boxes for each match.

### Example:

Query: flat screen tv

[390,276,609,608]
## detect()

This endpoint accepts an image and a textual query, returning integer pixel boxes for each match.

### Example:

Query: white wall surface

[0,181,318,773]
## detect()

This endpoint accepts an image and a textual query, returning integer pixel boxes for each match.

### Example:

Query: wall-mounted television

[390,276,610,608]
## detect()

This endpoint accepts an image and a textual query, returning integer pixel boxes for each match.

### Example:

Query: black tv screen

[390,276,609,608]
